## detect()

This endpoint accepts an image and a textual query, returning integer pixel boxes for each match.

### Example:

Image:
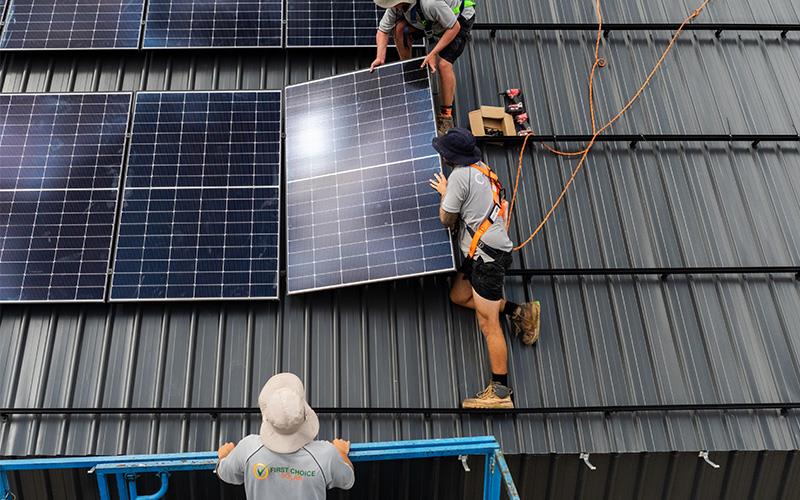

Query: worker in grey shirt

[217,373,354,499]
[370,0,476,135]
[429,128,542,409]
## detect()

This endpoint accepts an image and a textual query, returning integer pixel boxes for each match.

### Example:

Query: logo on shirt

[253,463,269,480]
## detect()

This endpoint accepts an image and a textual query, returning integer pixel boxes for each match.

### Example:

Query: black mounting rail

[474,134,800,149]
[472,22,800,39]
[506,266,800,280]
[1,402,798,418]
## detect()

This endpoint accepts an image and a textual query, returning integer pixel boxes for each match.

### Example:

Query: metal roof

[0,0,799,462]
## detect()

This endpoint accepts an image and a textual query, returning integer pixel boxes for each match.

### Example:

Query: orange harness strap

[467,163,506,259]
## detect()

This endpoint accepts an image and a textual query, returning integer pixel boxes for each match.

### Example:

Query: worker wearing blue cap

[370,0,476,135]
[429,127,542,409]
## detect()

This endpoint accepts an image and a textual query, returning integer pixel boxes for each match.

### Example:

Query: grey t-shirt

[441,163,513,262]
[217,436,355,500]
[378,0,475,36]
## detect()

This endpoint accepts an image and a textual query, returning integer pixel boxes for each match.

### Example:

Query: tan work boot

[436,114,454,135]
[462,382,514,409]
[510,301,541,345]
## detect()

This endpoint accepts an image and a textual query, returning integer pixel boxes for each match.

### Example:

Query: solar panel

[0,0,144,49]
[0,93,132,302]
[286,0,383,47]
[110,91,281,301]
[143,0,282,48]
[284,59,455,294]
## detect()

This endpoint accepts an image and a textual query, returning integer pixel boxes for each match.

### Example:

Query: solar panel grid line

[110,90,281,301]
[0,92,133,303]
[0,0,145,50]
[142,0,283,48]
[285,59,455,294]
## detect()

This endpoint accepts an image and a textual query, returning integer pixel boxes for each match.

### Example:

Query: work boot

[510,301,541,345]
[462,382,514,409]
[436,114,454,135]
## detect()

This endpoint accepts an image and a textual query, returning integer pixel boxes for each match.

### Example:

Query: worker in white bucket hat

[217,373,354,498]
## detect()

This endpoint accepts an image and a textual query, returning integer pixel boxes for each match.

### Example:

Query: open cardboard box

[468,106,516,137]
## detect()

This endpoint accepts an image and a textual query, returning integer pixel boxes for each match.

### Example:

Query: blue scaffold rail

[0,436,519,500]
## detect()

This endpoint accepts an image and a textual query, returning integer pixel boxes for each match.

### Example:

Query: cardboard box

[468,106,516,137]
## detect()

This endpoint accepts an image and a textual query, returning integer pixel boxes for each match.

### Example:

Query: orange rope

[509,0,711,252]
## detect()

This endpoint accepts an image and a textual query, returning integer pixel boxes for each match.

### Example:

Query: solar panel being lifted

[143,0,282,48]
[286,0,382,47]
[110,91,281,301]
[284,59,455,294]
[0,93,132,302]
[0,0,144,49]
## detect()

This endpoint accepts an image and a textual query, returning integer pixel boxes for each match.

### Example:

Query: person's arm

[371,10,397,71]
[430,171,462,229]
[420,23,461,72]
[371,30,391,72]
[216,440,246,485]
[326,440,355,490]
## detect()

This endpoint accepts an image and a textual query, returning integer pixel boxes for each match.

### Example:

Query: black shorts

[439,16,474,64]
[459,252,512,302]
[406,16,473,64]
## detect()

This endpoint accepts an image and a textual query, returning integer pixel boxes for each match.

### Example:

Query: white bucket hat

[374,0,416,9]
[258,373,319,454]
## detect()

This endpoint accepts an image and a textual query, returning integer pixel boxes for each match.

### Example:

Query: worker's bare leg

[438,58,456,108]
[450,273,508,313]
[473,291,508,375]
[393,20,414,60]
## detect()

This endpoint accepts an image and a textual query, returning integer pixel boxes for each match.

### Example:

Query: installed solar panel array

[0,0,397,48]
[110,91,281,301]
[0,93,131,302]
[284,60,455,294]
[0,0,144,49]
[286,0,382,47]
[143,0,283,48]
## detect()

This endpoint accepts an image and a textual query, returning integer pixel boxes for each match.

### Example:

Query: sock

[440,105,453,117]
[492,373,508,387]
[502,301,519,317]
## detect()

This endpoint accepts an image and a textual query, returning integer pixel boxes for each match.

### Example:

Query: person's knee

[393,21,407,46]
[450,286,469,306]
[439,58,454,72]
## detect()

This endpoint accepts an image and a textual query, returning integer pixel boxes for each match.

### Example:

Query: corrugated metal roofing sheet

[0,1,799,461]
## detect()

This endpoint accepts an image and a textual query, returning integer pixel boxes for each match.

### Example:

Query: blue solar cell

[111,91,281,301]
[0,93,132,302]
[143,0,282,48]
[285,60,455,293]
[0,0,144,49]
[286,0,382,47]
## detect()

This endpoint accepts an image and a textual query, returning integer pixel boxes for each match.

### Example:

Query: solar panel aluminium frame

[284,0,425,48]
[284,58,456,294]
[140,0,284,49]
[0,0,146,51]
[0,91,134,304]
[109,89,283,302]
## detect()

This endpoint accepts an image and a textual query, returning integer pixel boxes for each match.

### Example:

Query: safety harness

[465,162,509,261]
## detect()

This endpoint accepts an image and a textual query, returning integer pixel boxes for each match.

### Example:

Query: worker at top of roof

[429,128,541,409]
[216,373,354,499]
[370,0,475,135]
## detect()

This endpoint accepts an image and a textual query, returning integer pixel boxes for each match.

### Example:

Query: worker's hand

[420,53,437,73]
[429,172,447,196]
[332,438,351,455]
[218,442,235,460]
[370,57,385,72]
